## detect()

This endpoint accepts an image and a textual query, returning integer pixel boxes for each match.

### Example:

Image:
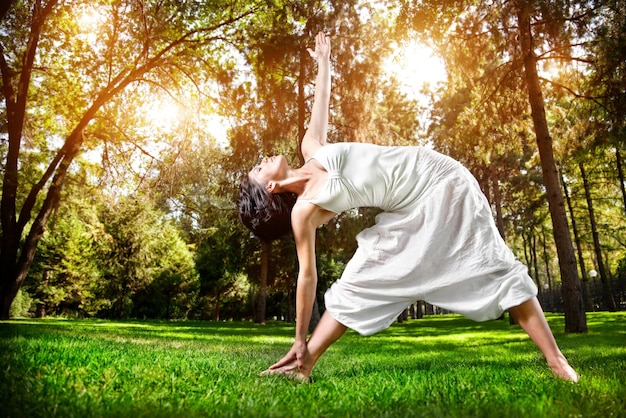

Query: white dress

[302,142,537,336]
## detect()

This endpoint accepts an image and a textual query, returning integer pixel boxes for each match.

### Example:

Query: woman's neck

[283,162,326,199]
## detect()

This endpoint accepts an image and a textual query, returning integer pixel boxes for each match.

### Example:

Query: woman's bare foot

[548,356,579,382]
[260,361,310,383]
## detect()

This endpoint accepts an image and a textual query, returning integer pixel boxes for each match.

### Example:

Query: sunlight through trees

[1,0,624,323]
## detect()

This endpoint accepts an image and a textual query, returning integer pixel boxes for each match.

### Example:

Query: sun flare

[143,98,182,130]
[383,39,447,101]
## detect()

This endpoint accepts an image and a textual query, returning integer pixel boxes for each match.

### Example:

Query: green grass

[1,312,624,418]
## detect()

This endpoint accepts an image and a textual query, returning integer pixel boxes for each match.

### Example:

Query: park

[1,313,625,417]
[1,0,626,416]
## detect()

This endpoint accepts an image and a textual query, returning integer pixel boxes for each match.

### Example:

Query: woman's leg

[508,297,579,381]
[264,311,347,382]
[302,311,348,374]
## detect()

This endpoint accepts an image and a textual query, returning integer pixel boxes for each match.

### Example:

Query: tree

[514,0,586,331]
[0,0,258,318]
[132,221,199,320]
[578,160,617,311]
[0,1,15,22]
[26,195,105,317]
[195,222,247,321]
[98,196,160,318]
[399,0,591,331]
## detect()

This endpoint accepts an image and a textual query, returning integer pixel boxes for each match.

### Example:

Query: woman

[237,32,579,383]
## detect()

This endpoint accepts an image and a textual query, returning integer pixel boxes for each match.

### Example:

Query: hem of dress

[326,287,538,335]
[325,308,398,337]
[497,291,538,318]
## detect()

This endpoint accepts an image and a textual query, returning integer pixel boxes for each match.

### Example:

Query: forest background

[1,0,625,330]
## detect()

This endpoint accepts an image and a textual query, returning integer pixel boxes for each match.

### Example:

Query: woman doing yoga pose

[237,32,579,383]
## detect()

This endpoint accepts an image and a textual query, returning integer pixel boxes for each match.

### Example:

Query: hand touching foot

[261,361,310,383]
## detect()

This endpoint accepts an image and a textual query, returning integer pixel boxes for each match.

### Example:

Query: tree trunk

[0,0,53,320]
[255,241,270,324]
[531,231,545,308]
[214,294,221,321]
[286,276,295,322]
[579,161,617,311]
[516,1,586,332]
[562,171,593,311]
[616,148,626,215]
[541,228,555,312]
[309,297,321,332]
[491,168,505,240]
[415,301,424,319]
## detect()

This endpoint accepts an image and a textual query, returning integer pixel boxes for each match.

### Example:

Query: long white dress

[301,142,537,336]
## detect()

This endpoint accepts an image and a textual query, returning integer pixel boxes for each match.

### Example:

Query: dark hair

[237,176,297,242]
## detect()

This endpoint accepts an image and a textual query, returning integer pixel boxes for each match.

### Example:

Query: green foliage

[8,289,32,318]
[23,189,200,320]
[97,195,199,319]
[26,193,107,317]
[3,0,626,323]
[0,0,260,317]
[133,221,200,320]
[194,222,248,321]
[0,313,624,417]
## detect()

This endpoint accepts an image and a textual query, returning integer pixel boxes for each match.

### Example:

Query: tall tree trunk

[256,241,270,324]
[531,231,544,307]
[616,148,626,215]
[561,171,593,311]
[490,168,505,240]
[516,1,586,332]
[579,162,617,311]
[214,294,221,321]
[415,301,424,319]
[541,228,555,312]
[525,230,544,308]
[309,297,321,332]
[0,0,57,320]
[285,281,296,322]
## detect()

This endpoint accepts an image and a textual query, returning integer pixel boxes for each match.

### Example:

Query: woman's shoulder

[292,200,336,229]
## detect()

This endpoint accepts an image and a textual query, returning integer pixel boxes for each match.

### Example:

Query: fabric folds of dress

[303,142,537,336]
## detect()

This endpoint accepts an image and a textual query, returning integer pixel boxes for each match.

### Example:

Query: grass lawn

[0,312,624,418]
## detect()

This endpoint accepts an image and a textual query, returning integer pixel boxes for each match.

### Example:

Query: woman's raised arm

[301,32,331,161]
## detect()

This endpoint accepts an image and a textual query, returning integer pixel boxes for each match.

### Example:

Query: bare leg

[301,311,348,375]
[264,311,346,382]
[508,297,579,382]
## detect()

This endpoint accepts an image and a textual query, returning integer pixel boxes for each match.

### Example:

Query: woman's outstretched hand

[307,31,330,62]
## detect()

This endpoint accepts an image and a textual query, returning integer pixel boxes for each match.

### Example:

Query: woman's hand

[268,340,308,371]
[260,340,310,383]
[307,31,330,62]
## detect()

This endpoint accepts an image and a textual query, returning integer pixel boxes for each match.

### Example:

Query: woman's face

[248,155,288,186]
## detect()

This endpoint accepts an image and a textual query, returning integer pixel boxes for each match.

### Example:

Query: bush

[9,289,33,318]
